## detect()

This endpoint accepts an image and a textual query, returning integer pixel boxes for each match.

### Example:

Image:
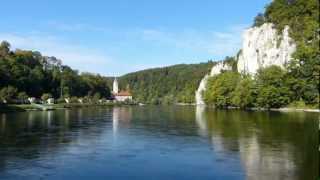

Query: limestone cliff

[237,23,296,74]
[196,23,296,105]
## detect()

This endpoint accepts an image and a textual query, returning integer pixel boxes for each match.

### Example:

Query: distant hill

[115,61,215,104]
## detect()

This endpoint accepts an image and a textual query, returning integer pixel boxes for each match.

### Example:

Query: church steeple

[113,78,119,94]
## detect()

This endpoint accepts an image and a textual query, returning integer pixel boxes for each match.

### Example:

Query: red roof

[114,91,132,96]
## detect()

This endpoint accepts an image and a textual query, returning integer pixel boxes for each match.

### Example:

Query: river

[0,106,318,180]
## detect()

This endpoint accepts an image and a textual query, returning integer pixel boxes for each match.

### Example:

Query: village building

[112,78,132,102]
[46,98,55,104]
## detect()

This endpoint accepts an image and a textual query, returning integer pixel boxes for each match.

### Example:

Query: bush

[0,86,18,103]
[17,92,29,104]
[70,96,79,103]
[255,66,290,108]
[253,13,265,27]
[204,71,240,108]
[232,76,254,108]
[41,93,52,101]
[288,100,306,108]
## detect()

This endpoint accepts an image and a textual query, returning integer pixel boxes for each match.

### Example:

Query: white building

[112,78,132,102]
[46,98,55,104]
[113,78,119,94]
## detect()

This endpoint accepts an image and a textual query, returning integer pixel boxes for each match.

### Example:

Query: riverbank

[1,103,319,113]
[270,107,320,113]
[176,103,320,113]
[0,102,134,113]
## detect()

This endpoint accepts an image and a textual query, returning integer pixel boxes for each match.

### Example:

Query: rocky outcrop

[237,23,296,74]
[195,23,296,105]
[195,61,232,105]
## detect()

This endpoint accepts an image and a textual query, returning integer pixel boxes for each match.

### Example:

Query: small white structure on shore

[46,98,55,104]
[78,98,83,104]
[112,78,132,102]
[65,98,70,104]
[28,97,36,104]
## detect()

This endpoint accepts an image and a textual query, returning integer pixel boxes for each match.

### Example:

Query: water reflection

[195,106,207,136]
[112,107,132,137]
[195,107,318,180]
[0,107,317,180]
[0,108,113,177]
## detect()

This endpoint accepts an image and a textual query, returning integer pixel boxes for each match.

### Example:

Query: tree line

[118,62,214,104]
[0,41,111,103]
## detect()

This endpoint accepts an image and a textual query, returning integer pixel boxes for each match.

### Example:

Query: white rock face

[195,61,232,105]
[195,75,209,105]
[237,23,296,74]
[196,23,296,105]
[210,61,232,76]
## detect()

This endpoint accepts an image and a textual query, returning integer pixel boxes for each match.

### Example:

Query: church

[112,78,133,102]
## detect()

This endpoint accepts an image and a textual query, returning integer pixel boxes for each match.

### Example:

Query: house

[112,78,133,102]
[28,97,36,104]
[46,98,55,104]
[114,91,132,102]
[65,98,70,104]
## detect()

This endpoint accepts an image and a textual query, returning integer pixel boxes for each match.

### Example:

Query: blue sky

[0,0,270,76]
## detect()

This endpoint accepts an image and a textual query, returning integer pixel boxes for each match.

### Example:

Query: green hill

[117,62,214,104]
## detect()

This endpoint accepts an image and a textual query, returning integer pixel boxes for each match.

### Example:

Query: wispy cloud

[140,24,248,60]
[207,24,248,57]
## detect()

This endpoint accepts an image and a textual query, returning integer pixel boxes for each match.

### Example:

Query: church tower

[113,78,119,94]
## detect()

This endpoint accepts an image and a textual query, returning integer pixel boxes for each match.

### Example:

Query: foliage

[231,75,254,108]
[17,92,28,103]
[257,0,319,106]
[288,100,306,108]
[203,71,240,108]
[204,0,320,109]
[0,41,112,102]
[223,56,238,72]
[41,93,52,101]
[255,66,290,108]
[253,13,266,27]
[117,61,214,104]
[0,86,18,103]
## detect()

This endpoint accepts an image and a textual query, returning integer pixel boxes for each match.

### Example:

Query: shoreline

[0,103,129,113]
[1,103,319,113]
[175,103,320,113]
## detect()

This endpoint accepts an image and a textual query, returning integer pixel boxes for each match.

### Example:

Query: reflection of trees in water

[195,107,318,180]
[0,108,113,172]
[128,106,198,136]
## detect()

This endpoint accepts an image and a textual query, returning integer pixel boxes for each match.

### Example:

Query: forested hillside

[204,0,319,109]
[0,41,111,103]
[118,62,214,104]
[0,40,214,104]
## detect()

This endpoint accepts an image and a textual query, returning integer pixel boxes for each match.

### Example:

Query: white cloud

[140,24,248,60]
[0,33,113,75]
[207,24,248,57]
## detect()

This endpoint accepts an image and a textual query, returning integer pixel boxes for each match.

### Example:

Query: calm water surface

[0,106,318,180]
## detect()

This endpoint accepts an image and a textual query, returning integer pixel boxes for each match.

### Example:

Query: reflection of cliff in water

[195,107,318,180]
[0,108,114,172]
